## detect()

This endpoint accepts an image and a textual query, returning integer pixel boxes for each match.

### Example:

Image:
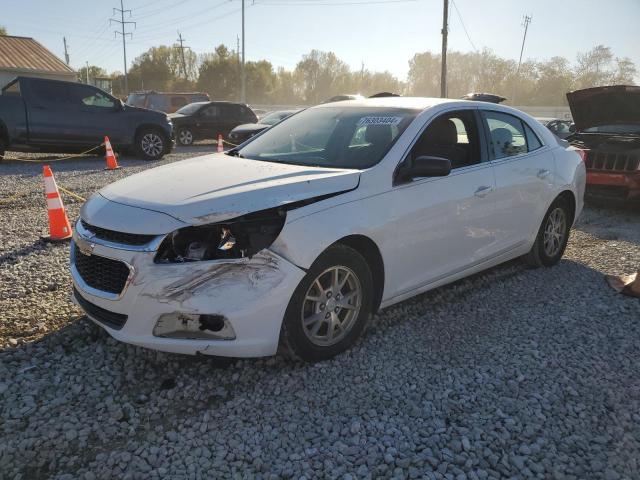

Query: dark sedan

[171,101,258,146]
[228,110,301,145]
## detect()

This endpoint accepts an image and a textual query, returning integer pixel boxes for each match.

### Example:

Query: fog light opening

[153,313,236,340]
[199,314,225,332]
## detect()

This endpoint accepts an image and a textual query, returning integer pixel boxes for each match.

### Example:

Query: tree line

[77,43,636,107]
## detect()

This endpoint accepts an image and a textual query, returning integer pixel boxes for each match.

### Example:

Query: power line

[110,0,136,94]
[255,0,418,5]
[450,0,477,51]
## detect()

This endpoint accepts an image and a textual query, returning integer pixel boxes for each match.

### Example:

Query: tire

[135,128,167,160]
[177,127,194,146]
[524,197,571,267]
[280,244,373,362]
[0,137,6,162]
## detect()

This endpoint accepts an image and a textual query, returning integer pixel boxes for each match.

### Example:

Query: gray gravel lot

[1,147,639,480]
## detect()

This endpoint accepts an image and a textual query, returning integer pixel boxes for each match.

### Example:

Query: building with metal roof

[0,35,76,88]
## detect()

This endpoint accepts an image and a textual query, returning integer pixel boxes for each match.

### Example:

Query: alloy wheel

[141,133,164,157]
[179,129,193,145]
[301,266,362,347]
[543,207,566,257]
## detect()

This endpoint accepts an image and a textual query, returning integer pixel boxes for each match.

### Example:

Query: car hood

[98,153,360,225]
[232,123,270,134]
[566,85,640,131]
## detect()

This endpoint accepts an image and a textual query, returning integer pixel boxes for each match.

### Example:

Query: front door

[384,109,500,296]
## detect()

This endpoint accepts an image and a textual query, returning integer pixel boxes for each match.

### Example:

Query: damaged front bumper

[70,227,305,357]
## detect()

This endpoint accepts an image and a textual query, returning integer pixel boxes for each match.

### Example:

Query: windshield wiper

[225,149,244,158]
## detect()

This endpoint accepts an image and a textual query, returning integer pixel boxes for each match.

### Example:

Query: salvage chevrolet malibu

[70,97,586,362]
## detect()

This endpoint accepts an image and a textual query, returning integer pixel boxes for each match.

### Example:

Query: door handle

[474,185,493,197]
[537,169,551,179]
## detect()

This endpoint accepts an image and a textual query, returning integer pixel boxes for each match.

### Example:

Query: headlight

[155,207,286,263]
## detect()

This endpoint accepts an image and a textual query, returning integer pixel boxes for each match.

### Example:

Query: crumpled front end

[70,209,305,357]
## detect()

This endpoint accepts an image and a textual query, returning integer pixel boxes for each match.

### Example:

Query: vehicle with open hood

[70,96,585,362]
[566,85,640,203]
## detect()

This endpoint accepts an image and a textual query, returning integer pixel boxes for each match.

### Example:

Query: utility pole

[63,37,70,65]
[176,31,189,78]
[512,14,532,105]
[241,0,246,103]
[111,0,135,95]
[237,35,241,102]
[85,61,89,84]
[440,0,448,98]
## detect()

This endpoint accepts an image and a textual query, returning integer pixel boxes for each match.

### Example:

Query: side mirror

[395,155,451,184]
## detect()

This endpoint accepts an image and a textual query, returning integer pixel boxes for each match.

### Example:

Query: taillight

[574,148,587,162]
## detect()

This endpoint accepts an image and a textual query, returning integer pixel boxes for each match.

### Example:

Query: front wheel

[135,128,167,160]
[524,197,571,267]
[177,127,194,146]
[280,244,373,362]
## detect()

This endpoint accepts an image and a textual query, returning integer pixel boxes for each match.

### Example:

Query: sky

[3,0,639,82]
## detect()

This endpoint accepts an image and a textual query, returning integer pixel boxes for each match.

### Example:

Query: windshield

[126,93,145,107]
[583,124,640,134]
[176,102,207,115]
[236,106,417,169]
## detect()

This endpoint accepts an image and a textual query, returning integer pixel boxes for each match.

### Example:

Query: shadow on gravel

[2,253,639,478]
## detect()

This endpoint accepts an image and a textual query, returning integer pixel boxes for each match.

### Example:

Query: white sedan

[70,97,586,362]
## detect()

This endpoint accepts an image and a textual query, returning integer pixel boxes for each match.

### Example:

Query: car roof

[313,96,530,112]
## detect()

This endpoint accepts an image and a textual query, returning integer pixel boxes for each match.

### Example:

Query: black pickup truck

[0,77,174,161]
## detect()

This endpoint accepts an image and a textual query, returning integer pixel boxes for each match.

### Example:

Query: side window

[524,123,543,151]
[3,81,21,96]
[81,90,115,108]
[171,97,187,108]
[30,81,76,107]
[410,110,481,169]
[202,105,219,117]
[484,111,527,159]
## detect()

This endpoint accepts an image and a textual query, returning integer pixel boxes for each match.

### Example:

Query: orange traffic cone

[104,136,120,170]
[217,134,224,153]
[43,165,72,242]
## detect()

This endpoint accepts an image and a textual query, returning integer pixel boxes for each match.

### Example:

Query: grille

[585,151,640,172]
[74,287,128,330]
[73,246,130,295]
[80,220,156,246]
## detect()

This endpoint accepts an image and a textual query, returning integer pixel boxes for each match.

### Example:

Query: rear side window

[483,111,529,159]
[524,123,542,150]
[202,105,220,117]
[3,81,21,96]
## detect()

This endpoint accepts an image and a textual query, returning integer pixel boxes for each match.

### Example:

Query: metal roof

[0,36,75,74]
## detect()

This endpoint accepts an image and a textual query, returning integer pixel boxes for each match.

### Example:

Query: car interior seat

[413,118,467,168]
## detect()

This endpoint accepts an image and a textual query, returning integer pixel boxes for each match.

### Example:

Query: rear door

[193,104,223,139]
[480,110,555,250]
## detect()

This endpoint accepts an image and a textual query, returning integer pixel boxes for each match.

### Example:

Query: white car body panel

[70,97,586,357]
[99,155,360,225]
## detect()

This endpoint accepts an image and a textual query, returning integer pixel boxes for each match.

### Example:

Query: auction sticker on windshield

[357,116,403,126]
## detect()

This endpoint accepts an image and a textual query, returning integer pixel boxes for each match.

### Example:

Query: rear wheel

[177,127,194,146]
[0,137,6,162]
[524,197,571,267]
[135,128,167,160]
[280,244,373,362]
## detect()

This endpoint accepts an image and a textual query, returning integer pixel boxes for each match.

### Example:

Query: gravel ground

[1,148,639,480]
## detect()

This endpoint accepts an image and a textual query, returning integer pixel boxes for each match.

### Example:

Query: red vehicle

[566,85,640,203]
